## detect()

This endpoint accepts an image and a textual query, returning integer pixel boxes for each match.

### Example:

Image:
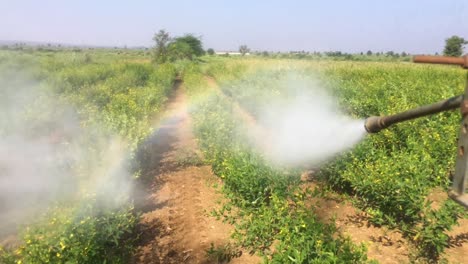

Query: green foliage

[173,34,205,57]
[152,29,171,64]
[239,45,250,56]
[152,30,204,64]
[4,50,467,263]
[315,64,465,247]
[205,243,242,263]
[199,58,468,261]
[0,50,177,263]
[3,199,137,264]
[443,35,467,57]
[207,48,215,56]
[413,200,464,260]
[167,41,193,61]
[184,68,371,263]
[45,57,176,149]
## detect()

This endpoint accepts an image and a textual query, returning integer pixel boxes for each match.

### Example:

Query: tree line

[151,30,466,63]
[4,31,464,61]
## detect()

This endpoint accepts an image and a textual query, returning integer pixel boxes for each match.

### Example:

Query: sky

[1,0,467,54]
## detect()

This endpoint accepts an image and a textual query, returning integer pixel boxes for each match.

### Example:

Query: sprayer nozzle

[364,116,383,133]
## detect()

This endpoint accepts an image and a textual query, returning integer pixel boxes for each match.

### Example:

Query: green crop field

[0,49,467,263]
[184,58,468,262]
[0,49,177,263]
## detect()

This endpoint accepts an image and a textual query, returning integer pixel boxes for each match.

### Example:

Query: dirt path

[445,218,468,264]
[426,188,468,263]
[132,81,260,264]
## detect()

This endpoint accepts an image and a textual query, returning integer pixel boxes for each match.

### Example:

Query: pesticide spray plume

[245,72,367,168]
[0,70,134,237]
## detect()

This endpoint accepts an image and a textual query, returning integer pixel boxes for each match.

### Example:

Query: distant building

[215,51,250,56]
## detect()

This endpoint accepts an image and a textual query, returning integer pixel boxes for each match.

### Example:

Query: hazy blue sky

[1,0,467,53]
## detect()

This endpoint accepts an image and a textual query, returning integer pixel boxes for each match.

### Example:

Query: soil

[427,188,468,264]
[445,217,468,264]
[303,179,411,264]
[131,81,260,264]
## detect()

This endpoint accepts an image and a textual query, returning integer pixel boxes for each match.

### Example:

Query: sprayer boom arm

[365,94,463,133]
[413,55,468,69]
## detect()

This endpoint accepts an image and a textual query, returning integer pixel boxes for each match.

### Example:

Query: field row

[185,58,468,262]
[0,50,177,263]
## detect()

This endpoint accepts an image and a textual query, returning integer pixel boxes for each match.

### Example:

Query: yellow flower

[316,240,322,247]
[57,252,61,257]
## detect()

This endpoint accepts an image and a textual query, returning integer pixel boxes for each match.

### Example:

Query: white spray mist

[0,70,133,237]
[249,73,366,167]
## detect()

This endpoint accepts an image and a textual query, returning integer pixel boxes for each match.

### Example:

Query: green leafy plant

[190,57,468,261]
[184,69,371,263]
[4,200,138,264]
[0,49,178,263]
[205,242,243,263]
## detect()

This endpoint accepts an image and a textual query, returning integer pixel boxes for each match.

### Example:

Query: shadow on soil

[132,80,183,212]
[130,80,207,264]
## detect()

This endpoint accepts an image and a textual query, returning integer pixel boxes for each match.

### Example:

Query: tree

[167,41,193,61]
[153,29,171,63]
[152,31,205,63]
[173,34,205,56]
[366,50,372,56]
[443,36,467,57]
[239,45,250,56]
[207,48,215,55]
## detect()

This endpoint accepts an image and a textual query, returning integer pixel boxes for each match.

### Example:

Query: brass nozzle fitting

[364,116,384,133]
